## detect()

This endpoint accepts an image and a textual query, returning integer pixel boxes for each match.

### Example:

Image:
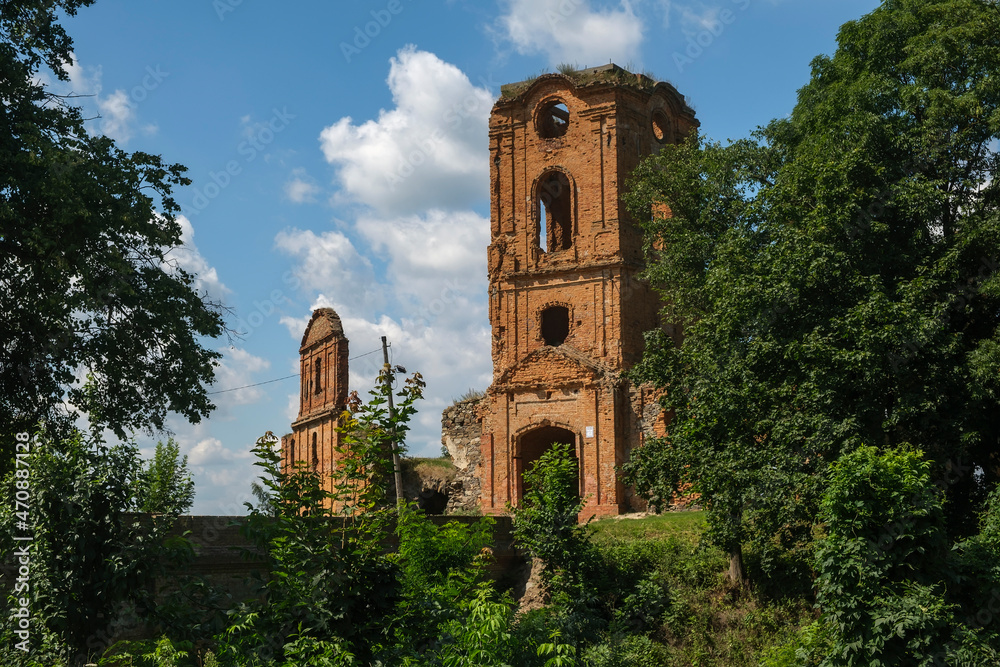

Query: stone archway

[515,425,578,503]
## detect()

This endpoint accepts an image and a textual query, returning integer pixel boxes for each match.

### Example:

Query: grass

[590,511,707,546]
[404,456,455,470]
[401,456,457,484]
[453,388,484,403]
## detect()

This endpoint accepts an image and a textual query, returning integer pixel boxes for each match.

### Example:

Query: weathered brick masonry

[477,65,696,517]
[280,308,349,499]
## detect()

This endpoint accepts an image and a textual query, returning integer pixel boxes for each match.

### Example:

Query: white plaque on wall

[585,426,594,438]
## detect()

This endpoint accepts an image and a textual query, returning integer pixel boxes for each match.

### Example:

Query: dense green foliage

[214,375,539,666]
[765,447,1000,664]
[0,427,814,666]
[512,443,598,593]
[0,430,195,663]
[506,446,813,665]
[624,0,1000,586]
[218,374,427,664]
[0,0,224,456]
[7,0,1000,663]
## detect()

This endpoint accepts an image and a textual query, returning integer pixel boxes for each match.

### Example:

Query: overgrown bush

[214,373,532,666]
[510,443,605,651]
[580,634,669,667]
[511,443,598,593]
[775,446,1000,665]
[0,430,196,664]
[383,504,498,656]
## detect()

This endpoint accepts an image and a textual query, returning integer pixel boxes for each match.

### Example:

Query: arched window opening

[537,101,569,138]
[539,201,548,252]
[541,306,570,346]
[517,426,578,502]
[289,438,296,468]
[536,171,572,252]
[312,432,319,469]
[651,109,671,143]
[314,358,323,393]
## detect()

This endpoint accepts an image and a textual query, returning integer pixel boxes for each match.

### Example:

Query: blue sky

[54,0,881,514]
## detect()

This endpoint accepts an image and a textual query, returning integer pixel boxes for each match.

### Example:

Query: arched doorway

[515,425,579,503]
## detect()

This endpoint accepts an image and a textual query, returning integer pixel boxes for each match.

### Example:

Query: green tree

[0,1,224,454]
[138,439,195,516]
[220,373,428,665]
[807,447,1000,664]
[624,0,1000,586]
[0,430,194,664]
[512,443,596,592]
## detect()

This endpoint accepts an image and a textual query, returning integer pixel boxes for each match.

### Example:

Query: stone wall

[1,513,523,648]
[169,513,521,584]
[441,397,485,513]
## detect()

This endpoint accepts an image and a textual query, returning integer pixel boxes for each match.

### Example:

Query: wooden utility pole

[381,336,405,508]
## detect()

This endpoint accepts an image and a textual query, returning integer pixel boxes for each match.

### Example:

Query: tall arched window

[314,358,323,393]
[536,171,573,252]
[312,432,319,469]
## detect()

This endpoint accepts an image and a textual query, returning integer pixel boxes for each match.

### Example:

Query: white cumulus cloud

[50,52,155,144]
[497,0,644,67]
[274,228,384,317]
[210,347,271,411]
[187,437,252,466]
[168,215,231,303]
[279,48,493,459]
[318,46,493,216]
[357,209,489,296]
[284,168,320,203]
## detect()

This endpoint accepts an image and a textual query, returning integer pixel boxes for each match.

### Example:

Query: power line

[207,374,298,395]
[206,346,384,395]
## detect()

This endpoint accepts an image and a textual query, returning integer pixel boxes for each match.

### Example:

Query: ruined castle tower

[280,308,350,495]
[479,65,697,517]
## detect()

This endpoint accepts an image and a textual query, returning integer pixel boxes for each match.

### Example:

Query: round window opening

[651,109,670,143]
[537,100,570,139]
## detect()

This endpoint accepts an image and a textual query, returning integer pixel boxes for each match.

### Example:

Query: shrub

[814,446,1000,664]
[388,504,497,653]
[0,429,194,662]
[511,443,598,592]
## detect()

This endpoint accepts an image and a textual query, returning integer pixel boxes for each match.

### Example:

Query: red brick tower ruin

[281,308,350,496]
[479,65,697,517]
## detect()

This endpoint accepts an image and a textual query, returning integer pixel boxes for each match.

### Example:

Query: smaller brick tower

[281,308,350,496]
